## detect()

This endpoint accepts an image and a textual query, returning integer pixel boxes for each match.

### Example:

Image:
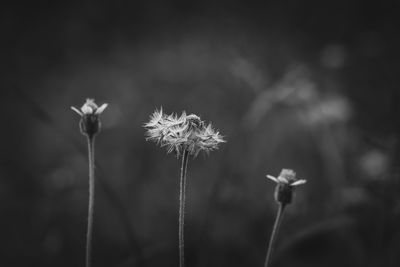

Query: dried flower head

[266,169,306,205]
[71,99,108,138]
[144,108,225,157]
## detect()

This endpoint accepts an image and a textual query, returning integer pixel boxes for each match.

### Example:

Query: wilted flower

[144,108,225,157]
[71,99,108,138]
[266,169,306,205]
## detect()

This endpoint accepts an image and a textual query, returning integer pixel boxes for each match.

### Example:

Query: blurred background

[1,0,400,266]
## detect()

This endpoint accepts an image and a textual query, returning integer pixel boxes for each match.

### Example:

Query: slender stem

[86,136,95,267]
[179,149,189,267]
[264,203,286,267]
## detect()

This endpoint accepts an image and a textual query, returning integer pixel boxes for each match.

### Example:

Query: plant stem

[86,136,95,267]
[179,149,189,267]
[264,203,286,267]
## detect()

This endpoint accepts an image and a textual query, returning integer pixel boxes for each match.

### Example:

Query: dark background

[1,0,400,266]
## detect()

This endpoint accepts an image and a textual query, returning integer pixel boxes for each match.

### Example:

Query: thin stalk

[264,203,286,267]
[86,136,95,267]
[179,149,189,267]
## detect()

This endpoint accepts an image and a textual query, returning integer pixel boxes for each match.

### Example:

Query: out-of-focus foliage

[1,1,400,266]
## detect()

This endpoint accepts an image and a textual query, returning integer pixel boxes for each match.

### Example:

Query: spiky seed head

[144,108,225,157]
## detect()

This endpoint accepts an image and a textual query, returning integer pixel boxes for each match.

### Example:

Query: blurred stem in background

[179,149,189,267]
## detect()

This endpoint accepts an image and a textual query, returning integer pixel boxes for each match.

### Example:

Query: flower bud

[266,169,306,205]
[71,99,108,138]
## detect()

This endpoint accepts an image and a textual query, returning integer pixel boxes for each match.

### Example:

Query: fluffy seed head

[144,108,225,157]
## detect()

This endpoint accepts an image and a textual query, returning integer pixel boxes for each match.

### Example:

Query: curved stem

[264,203,286,267]
[86,136,95,267]
[179,150,189,267]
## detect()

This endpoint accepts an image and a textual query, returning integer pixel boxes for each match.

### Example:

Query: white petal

[266,175,279,183]
[95,103,108,114]
[291,179,307,186]
[81,105,93,114]
[71,106,83,116]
